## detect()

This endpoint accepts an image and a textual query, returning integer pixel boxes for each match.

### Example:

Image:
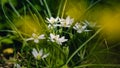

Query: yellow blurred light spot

[99,10,120,40]
[3,48,14,54]
[65,0,87,21]
[64,0,120,41]
[14,14,46,36]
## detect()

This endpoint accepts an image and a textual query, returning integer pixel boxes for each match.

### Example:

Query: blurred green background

[0,0,120,67]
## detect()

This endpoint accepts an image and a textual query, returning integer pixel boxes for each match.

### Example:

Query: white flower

[50,33,68,45]
[73,22,87,33]
[47,24,60,29]
[46,17,59,24]
[32,48,49,60]
[59,16,74,27]
[14,64,21,68]
[26,33,45,43]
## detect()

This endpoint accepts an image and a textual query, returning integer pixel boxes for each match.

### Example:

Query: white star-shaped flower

[73,22,87,33]
[59,16,74,27]
[46,17,59,24]
[50,33,68,45]
[26,33,45,43]
[32,48,49,60]
[14,64,21,68]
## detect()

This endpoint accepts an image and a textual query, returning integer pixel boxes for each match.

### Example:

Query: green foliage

[0,38,13,44]
[0,0,120,68]
[1,0,17,6]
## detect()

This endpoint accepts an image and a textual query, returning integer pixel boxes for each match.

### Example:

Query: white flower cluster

[26,33,67,45]
[47,16,74,28]
[25,16,90,60]
[26,33,67,60]
[46,16,88,33]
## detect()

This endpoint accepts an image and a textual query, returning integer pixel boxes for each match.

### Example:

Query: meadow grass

[0,0,120,68]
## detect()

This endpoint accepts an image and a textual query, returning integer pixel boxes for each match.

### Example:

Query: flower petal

[32,48,38,58]
[77,30,83,33]
[50,33,55,42]
[34,39,39,43]
[59,16,74,27]
[32,33,37,37]
[42,53,49,59]
[38,34,45,39]
[39,49,43,56]
[47,17,59,24]
[26,37,34,41]
[56,35,60,39]
[61,36,68,42]
[14,64,21,68]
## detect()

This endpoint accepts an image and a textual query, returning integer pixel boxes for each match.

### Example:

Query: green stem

[43,0,52,17]
[42,59,48,66]
[36,60,38,68]
[9,0,20,17]
[26,0,44,23]
[1,5,24,41]
[0,30,16,33]
[66,27,103,64]
[61,0,67,18]
[74,64,120,68]
[57,0,63,17]
[26,0,48,30]
[49,42,67,60]
[79,0,101,20]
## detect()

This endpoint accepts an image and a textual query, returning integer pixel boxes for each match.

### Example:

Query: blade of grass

[26,0,48,31]
[23,4,27,17]
[79,0,101,20]
[74,64,120,68]
[57,0,64,17]
[61,0,67,18]
[50,42,67,60]
[39,0,48,17]
[39,0,44,6]
[101,42,120,52]
[89,33,104,55]
[98,50,120,56]
[1,4,24,41]
[9,0,20,17]
[43,0,52,17]
[0,30,16,33]
[26,0,45,23]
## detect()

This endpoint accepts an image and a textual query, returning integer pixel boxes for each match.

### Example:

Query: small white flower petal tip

[14,64,21,68]
[26,33,45,43]
[50,33,68,45]
[46,17,59,24]
[59,16,74,27]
